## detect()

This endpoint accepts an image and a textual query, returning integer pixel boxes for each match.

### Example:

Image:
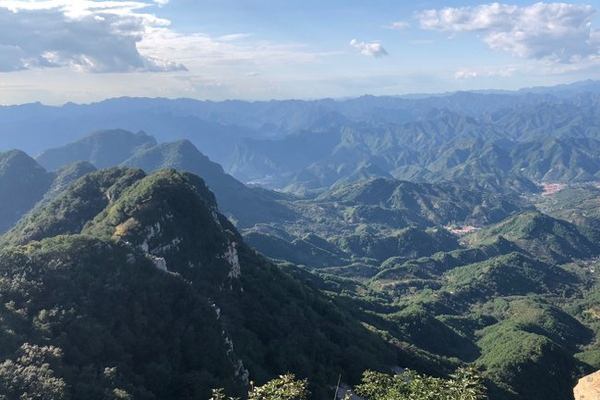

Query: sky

[1,0,600,105]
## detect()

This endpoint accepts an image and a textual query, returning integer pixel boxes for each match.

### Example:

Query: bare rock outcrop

[575,370,600,400]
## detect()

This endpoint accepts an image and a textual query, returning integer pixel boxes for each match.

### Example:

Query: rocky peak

[82,169,244,286]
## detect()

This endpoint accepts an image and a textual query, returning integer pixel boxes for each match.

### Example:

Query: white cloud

[217,33,254,42]
[350,39,388,57]
[454,69,479,79]
[0,0,185,72]
[154,0,168,6]
[418,2,600,63]
[454,65,518,79]
[0,1,335,75]
[139,28,337,68]
[387,21,411,31]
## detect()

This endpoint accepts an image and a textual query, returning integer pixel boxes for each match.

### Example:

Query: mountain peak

[82,169,242,284]
[0,149,44,172]
[0,149,53,233]
[121,139,225,176]
[36,129,157,171]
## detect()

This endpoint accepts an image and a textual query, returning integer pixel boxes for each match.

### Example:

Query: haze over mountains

[5,81,600,198]
[3,81,600,399]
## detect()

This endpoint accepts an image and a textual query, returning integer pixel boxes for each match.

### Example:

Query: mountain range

[3,81,600,399]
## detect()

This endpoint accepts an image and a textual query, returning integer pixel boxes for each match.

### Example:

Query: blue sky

[1,0,600,104]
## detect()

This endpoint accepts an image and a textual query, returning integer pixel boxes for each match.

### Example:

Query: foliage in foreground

[210,368,486,400]
[354,367,486,400]
[211,374,309,400]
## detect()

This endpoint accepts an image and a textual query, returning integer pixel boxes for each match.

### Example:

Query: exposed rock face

[575,370,600,400]
[224,242,241,279]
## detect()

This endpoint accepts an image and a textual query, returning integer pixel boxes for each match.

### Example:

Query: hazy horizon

[3,77,598,108]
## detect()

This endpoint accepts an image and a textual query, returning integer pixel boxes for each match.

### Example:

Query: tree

[353,367,486,400]
[248,375,308,400]
[210,374,308,400]
[0,343,69,400]
[211,368,485,400]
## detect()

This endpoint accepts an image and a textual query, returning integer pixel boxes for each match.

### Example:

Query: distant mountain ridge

[1,80,598,159]
[229,97,600,193]
[37,129,156,170]
[35,130,296,228]
[2,81,600,197]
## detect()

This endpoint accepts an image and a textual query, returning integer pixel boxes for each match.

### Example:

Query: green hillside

[44,161,97,200]
[535,185,600,230]
[2,168,146,246]
[318,178,522,227]
[0,235,239,400]
[0,150,54,233]
[0,168,407,399]
[465,211,600,263]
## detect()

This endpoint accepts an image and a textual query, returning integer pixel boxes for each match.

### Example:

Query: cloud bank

[0,0,186,72]
[350,39,388,57]
[418,2,600,63]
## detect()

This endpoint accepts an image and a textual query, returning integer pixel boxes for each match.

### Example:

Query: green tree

[353,367,486,400]
[446,367,487,400]
[212,369,485,400]
[0,343,69,400]
[248,375,308,400]
[210,374,308,400]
